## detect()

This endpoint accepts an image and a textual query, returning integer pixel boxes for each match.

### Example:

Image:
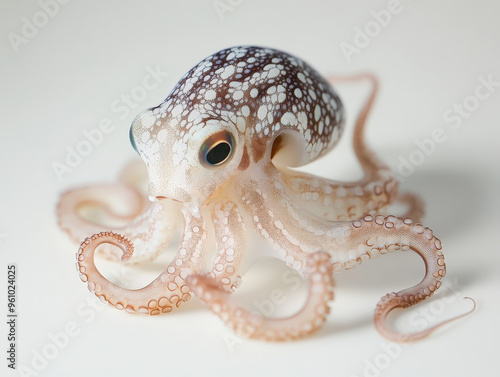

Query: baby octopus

[57,46,473,342]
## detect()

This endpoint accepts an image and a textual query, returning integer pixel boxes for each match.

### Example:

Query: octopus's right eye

[199,130,235,168]
[129,126,138,154]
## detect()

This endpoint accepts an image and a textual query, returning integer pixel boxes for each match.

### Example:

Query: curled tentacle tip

[120,243,134,262]
[120,251,133,262]
[462,296,477,314]
[79,230,135,262]
[376,296,477,343]
[103,231,134,262]
[416,296,477,340]
[117,236,134,262]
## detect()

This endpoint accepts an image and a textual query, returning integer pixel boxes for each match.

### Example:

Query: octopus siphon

[57,46,473,342]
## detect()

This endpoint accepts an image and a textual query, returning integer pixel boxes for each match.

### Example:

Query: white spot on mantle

[205,90,216,100]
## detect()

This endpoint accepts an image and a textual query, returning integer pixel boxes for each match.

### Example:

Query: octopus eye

[200,131,235,168]
[129,126,138,154]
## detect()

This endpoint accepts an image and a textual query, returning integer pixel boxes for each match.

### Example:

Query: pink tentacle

[394,192,426,223]
[118,159,148,188]
[279,169,398,221]
[326,73,384,177]
[57,183,149,243]
[76,205,210,314]
[345,215,474,342]
[60,192,179,263]
[208,201,246,292]
[239,175,473,340]
[77,231,191,315]
[187,251,334,341]
[276,74,399,222]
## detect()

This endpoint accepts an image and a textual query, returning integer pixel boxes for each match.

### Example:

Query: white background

[1,1,499,376]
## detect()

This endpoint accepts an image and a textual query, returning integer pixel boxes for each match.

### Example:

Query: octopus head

[130,107,246,205]
[128,45,346,205]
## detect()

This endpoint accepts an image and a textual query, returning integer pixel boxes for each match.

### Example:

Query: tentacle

[57,159,148,242]
[239,173,472,340]
[76,205,209,314]
[279,168,397,221]
[207,201,247,292]
[393,192,425,223]
[376,291,476,342]
[58,159,150,241]
[276,74,398,221]
[347,215,460,342]
[117,159,148,189]
[326,73,384,175]
[57,183,149,242]
[104,198,179,263]
[187,251,334,341]
[77,231,186,314]
[61,195,179,263]
[57,159,180,263]
[238,173,339,270]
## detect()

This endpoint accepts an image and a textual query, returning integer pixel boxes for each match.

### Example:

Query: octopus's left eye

[200,131,235,168]
[129,126,138,154]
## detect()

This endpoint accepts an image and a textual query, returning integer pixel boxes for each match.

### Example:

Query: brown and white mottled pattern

[57,46,472,342]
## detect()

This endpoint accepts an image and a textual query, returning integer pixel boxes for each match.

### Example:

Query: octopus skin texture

[57,46,473,342]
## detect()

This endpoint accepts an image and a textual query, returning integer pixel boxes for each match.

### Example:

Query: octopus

[57,46,473,342]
